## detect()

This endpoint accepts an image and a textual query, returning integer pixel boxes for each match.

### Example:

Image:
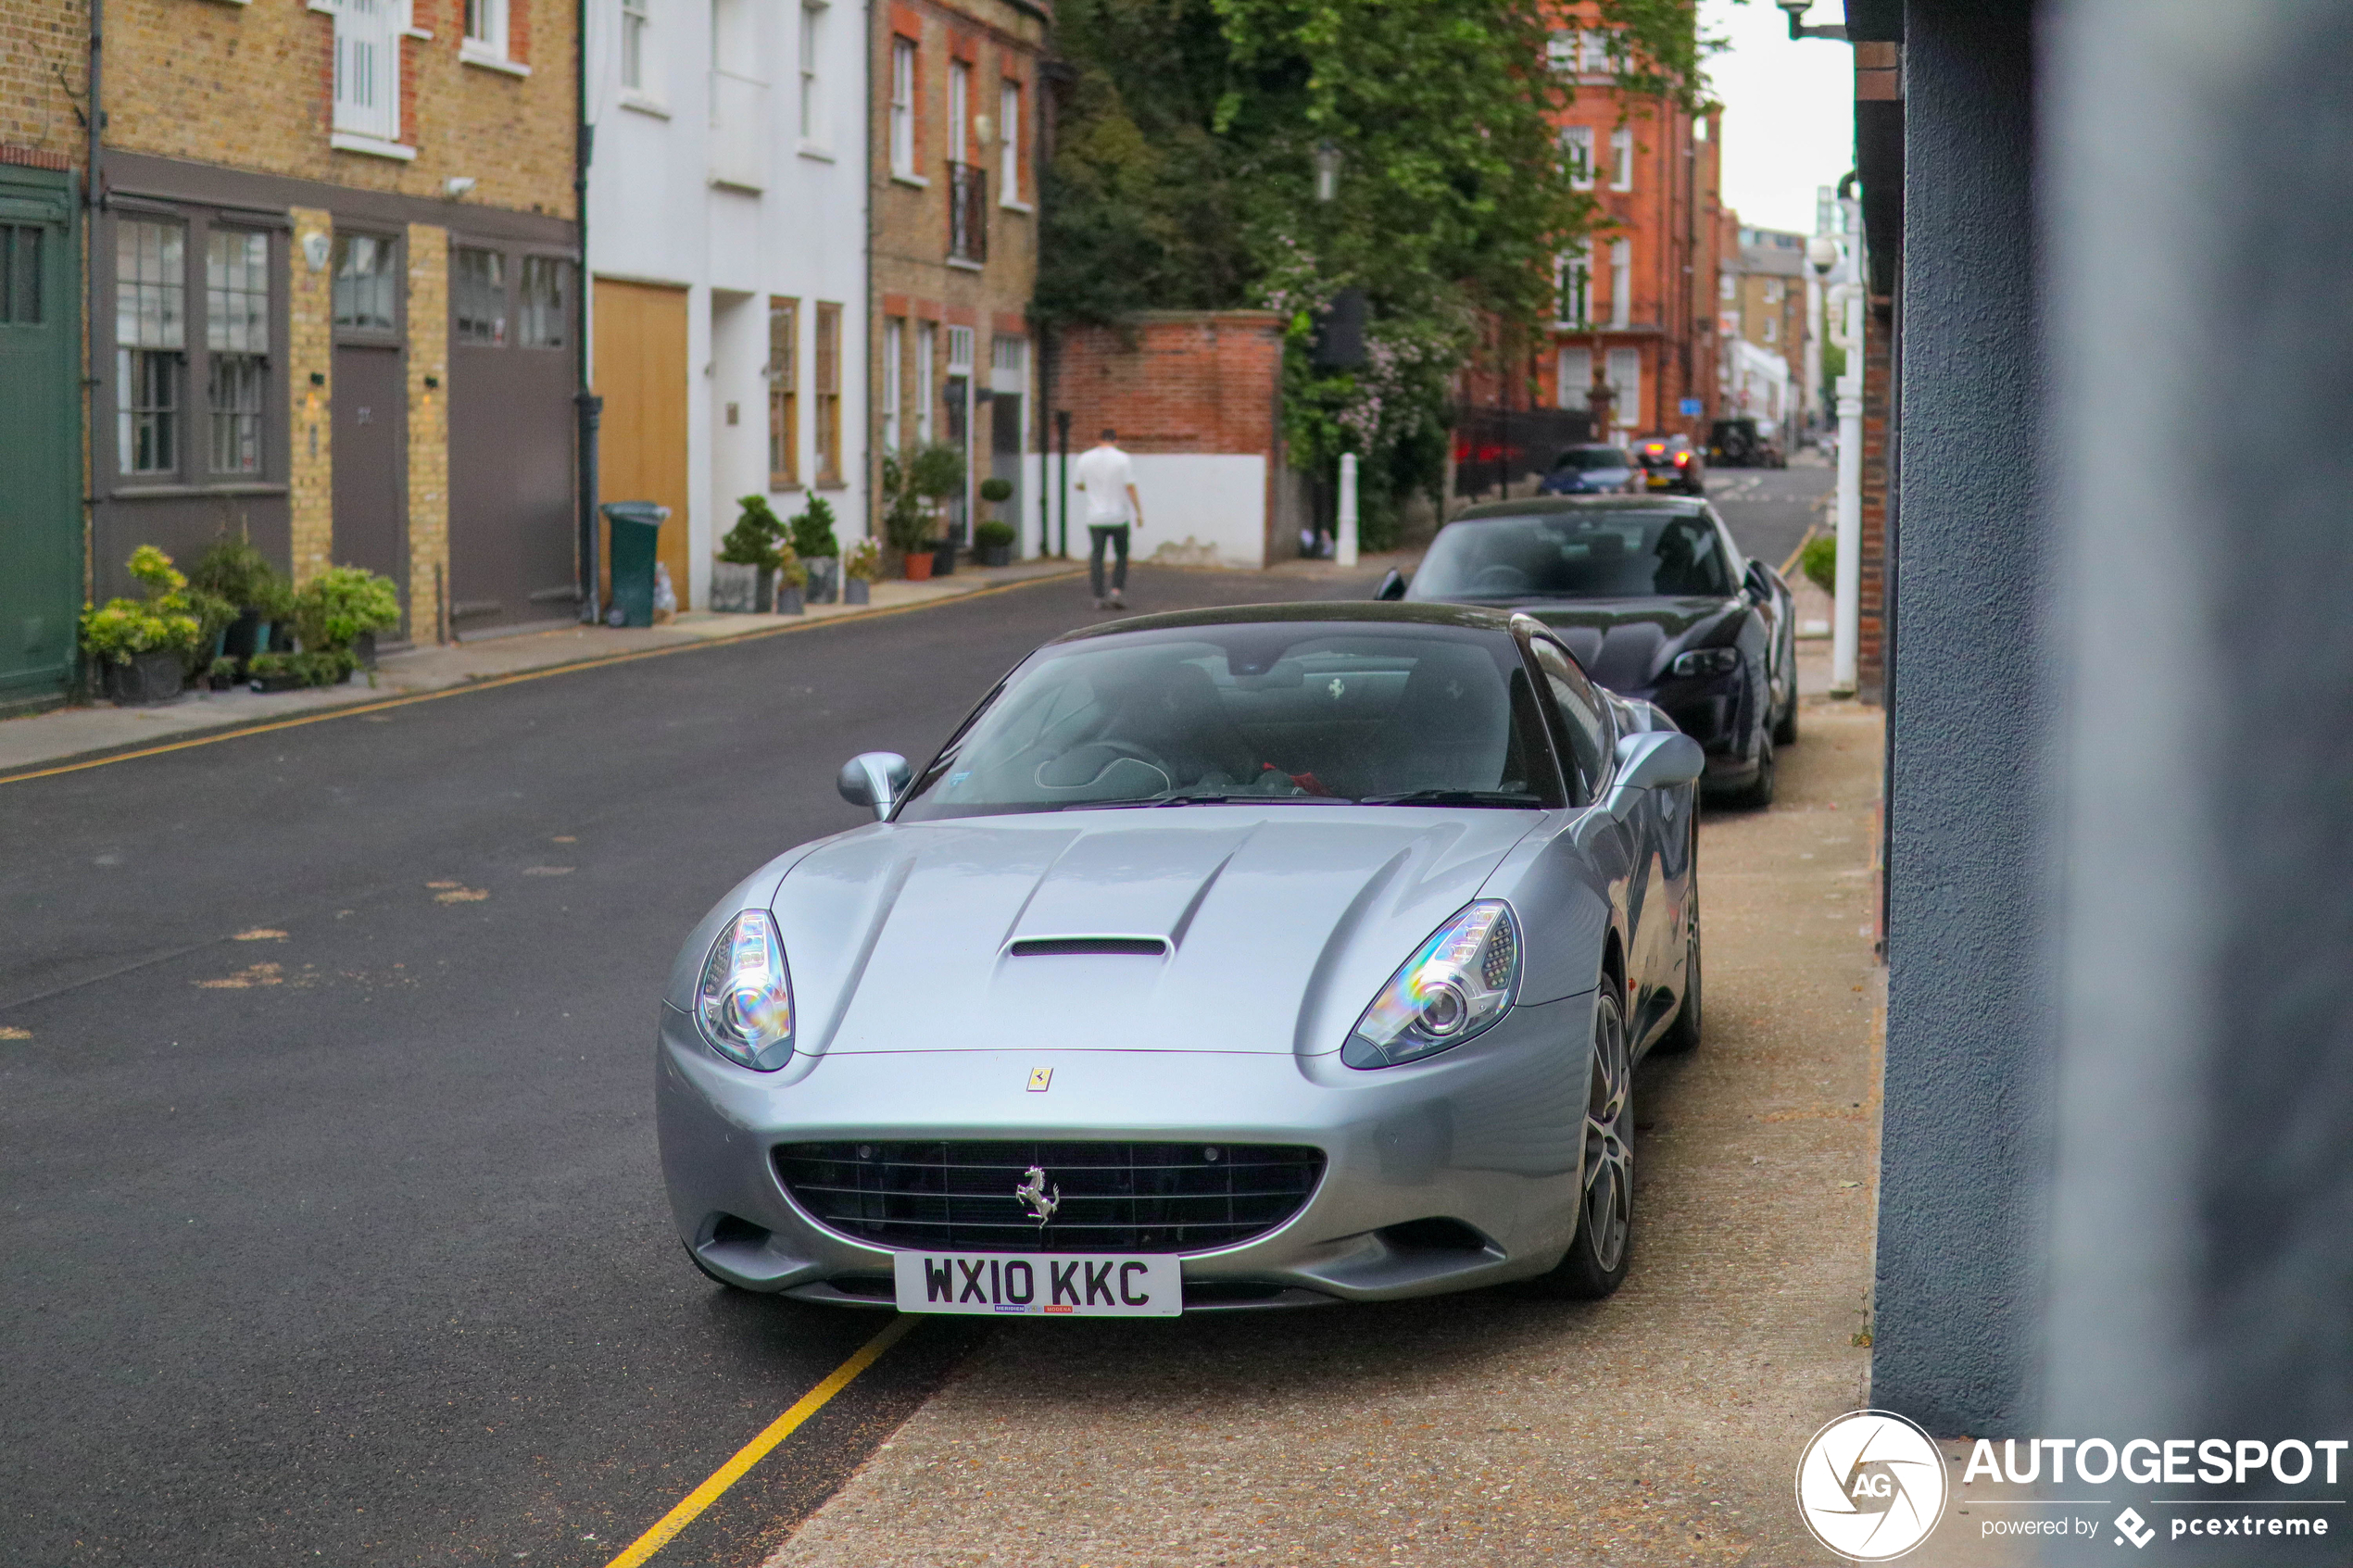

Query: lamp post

[1314,141,1343,206]
[1775,0,1849,41]
[1810,231,1864,698]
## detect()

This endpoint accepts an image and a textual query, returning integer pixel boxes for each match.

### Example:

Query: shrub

[776,538,808,590]
[788,495,841,559]
[878,456,934,553]
[978,477,1014,506]
[190,533,296,620]
[974,519,1018,548]
[843,538,883,582]
[293,566,401,652]
[1800,533,1837,596]
[80,546,207,667]
[721,495,787,571]
[249,649,357,688]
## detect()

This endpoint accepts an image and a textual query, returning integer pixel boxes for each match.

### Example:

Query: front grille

[774,1140,1325,1254]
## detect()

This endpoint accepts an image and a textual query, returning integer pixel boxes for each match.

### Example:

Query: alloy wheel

[1582,992,1634,1273]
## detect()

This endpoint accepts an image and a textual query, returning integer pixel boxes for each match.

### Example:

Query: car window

[898,625,1564,819]
[1554,447,1629,471]
[1528,637,1613,805]
[1411,510,1738,600]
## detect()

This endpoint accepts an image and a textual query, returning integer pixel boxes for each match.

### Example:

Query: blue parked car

[1537,444,1642,496]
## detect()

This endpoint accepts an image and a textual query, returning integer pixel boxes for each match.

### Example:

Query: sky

[1697,0,1856,237]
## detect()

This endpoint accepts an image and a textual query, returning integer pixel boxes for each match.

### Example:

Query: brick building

[869,0,1047,559]
[1048,311,1303,569]
[0,0,90,712]
[1719,223,1810,435]
[68,0,580,642]
[1537,11,1725,443]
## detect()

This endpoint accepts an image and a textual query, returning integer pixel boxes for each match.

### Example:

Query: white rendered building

[585,0,870,608]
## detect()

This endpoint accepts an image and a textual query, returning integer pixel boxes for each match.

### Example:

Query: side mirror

[1743,559,1772,602]
[1613,730,1705,793]
[837,751,912,820]
[1374,570,1407,602]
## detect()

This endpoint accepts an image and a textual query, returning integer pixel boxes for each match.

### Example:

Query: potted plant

[714,495,786,611]
[81,546,208,706]
[879,454,937,580]
[271,564,399,686]
[908,444,968,578]
[189,533,295,679]
[790,495,842,603]
[842,538,880,604]
[775,539,809,615]
[974,519,1017,569]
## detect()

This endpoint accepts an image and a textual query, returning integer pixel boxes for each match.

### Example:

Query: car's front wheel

[1529,985,1634,1298]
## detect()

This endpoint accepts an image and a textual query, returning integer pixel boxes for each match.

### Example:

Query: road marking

[1780,526,1818,580]
[0,571,1074,788]
[600,1315,917,1568]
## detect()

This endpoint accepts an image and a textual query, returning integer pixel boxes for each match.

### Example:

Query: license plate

[892,1251,1181,1316]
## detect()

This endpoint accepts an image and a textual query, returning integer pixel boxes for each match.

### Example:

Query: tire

[1772,682,1800,746]
[1527,985,1635,1299]
[1655,832,1703,1055]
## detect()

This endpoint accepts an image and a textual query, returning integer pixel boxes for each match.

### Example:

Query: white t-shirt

[1073,445,1137,526]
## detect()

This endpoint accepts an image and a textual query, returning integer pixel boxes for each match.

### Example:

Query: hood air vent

[1007,937,1170,958]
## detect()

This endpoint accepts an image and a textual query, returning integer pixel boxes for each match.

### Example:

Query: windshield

[897,625,1557,820]
[1554,446,1630,471]
[1412,510,1738,600]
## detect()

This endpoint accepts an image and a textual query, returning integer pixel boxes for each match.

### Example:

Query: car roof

[1449,495,1709,522]
[1049,599,1522,646]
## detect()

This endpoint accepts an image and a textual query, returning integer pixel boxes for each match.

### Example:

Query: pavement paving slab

[762,678,1897,1565]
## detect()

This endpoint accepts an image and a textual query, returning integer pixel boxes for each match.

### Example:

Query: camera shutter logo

[1794,1410,1948,1561]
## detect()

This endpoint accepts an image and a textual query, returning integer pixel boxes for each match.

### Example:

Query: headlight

[694,909,795,1069]
[1671,646,1741,679]
[1342,901,1519,1069]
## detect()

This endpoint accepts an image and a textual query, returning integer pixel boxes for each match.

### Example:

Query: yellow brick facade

[0,0,87,165]
[287,207,336,586]
[403,220,449,638]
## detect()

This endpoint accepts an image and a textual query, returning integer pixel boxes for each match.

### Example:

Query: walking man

[1073,426,1143,609]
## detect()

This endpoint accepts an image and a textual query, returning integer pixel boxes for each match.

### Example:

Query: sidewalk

[764,672,1898,1566]
[0,557,1083,780]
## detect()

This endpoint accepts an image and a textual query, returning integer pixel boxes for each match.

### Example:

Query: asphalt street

[0,566,1374,1568]
[1705,460,1833,574]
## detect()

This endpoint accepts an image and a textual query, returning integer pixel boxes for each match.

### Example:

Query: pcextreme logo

[1796,1410,1950,1562]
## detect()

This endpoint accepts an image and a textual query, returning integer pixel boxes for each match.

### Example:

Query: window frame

[1523,633,1615,808]
[463,0,510,59]
[516,255,572,349]
[888,38,917,179]
[114,215,186,480]
[813,301,842,485]
[947,58,970,169]
[998,80,1024,207]
[768,296,800,490]
[1608,237,1632,329]
[798,1,823,144]
[881,317,903,455]
[204,227,272,476]
[452,245,510,346]
[1609,125,1634,192]
[914,320,936,444]
[1561,124,1594,193]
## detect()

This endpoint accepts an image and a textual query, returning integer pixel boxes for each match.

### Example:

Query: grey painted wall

[1870,0,2047,1436]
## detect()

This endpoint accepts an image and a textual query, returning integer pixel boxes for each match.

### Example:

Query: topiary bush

[293,566,401,652]
[788,495,841,559]
[1800,533,1836,596]
[974,519,1017,548]
[80,546,208,668]
[721,495,787,571]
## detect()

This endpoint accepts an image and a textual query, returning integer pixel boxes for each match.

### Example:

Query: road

[1706,459,1833,575]
[0,565,1375,1568]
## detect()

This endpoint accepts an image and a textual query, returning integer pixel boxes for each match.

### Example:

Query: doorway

[0,170,80,710]
[332,342,408,628]
[593,278,691,608]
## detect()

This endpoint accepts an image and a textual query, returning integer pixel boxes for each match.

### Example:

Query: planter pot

[930,543,958,578]
[901,551,935,582]
[755,572,775,614]
[805,558,840,604]
[354,630,378,670]
[223,609,272,668]
[710,560,761,612]
[844,577,872,604]
[777,583,805,616]
[976,544,1014,568]
[106,649,185,707]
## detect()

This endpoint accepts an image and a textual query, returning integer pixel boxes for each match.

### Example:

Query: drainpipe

[84,0,103,609]
[573,0,602,623]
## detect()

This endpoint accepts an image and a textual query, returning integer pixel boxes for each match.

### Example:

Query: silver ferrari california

[656,603,1705,1315]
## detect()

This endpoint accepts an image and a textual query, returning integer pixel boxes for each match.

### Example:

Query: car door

[1712,508,1787,740]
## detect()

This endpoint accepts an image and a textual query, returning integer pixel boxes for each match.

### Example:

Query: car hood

[1516,596,1743,694]
[766,809,1545,1057]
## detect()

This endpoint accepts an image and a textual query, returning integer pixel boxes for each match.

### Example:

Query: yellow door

[593,279,692,609]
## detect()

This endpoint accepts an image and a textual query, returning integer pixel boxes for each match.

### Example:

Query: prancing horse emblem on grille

[1013,1165,1061,1226]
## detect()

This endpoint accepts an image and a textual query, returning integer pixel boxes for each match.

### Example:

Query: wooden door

[333,343,408,627]
[0,172,80,711]
[592,279,690,608]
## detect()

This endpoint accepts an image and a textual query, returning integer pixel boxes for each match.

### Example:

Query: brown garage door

[592,278,690,609]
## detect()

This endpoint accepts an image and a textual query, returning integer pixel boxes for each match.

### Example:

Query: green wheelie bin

[601,501,670,628]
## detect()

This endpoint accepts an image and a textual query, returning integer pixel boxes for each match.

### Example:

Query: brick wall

[405,220,449,641]
[1051,314,1286,457]
[287,206,335,586]
[0,0,87,167]
[103,0,574,219]
[1857,295,1893,704]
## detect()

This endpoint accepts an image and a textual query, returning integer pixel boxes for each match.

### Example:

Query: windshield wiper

[1057,794,1345,810]
[1354,790,1545,808]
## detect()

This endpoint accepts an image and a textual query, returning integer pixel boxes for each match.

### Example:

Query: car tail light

[1674,452,1691,466]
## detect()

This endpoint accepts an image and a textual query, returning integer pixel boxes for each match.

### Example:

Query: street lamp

[1776,0,1849,41]
[1314,141,1343,204]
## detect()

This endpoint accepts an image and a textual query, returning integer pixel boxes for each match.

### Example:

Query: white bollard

[1337,453,1360,567]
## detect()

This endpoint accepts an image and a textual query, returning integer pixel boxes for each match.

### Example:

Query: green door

[0,166,82,714]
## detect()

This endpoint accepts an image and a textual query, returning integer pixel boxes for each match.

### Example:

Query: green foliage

[843,537,883,582]
[720,495,787,571]
[974,519,1018,548]
[1820,339,1847,412]
[979,477,1015,506]
[81,546,207,668]
[293,566,402,652]
[878,445,969,551]
[189,533,296,620]
[1801,533,1836,596]
[788,495,841,558]
[249,648,358,688]
[775,538,809,591]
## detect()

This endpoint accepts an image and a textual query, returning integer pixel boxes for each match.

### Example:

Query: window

[1762,315,1778,345]
[464,0,507,56]
[1606,346,1641,430]
[1608,238,1631,329]
[1718,271,1735,301]
[333,233,397,331]
[768,296,799,487]
[947,59,970,165]
[0,224,43,322]
[882,318,903,454]
[1529,637,1611,806]
[519,257,569,347]
[813,302,842,483]
[333,0,401,143]
[116,219,183,476]
[621,0,650,90]
[999,81,1022,202]
[1545,31,1572,72]
[1557,346,1591,411]
[1579,30,1611,72]
[1692,114,1709,143]
[1561,125,1593,192]
[1556,240,1590,325]
[207,231,269,474]
[453,247,507,345]
[1764,277,1784,304]
[1609,126,1634,191]
[914,320,935,443]
[798,2,822,142]
[888,39,915,177]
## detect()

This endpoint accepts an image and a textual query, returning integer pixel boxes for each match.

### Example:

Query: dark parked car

[1379,496,1796,806]
[1706,417,1787,469]
[1537,444,1641,495]
[1632,433,1707,495]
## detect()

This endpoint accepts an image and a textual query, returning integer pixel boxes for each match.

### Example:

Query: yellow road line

[600,1315,917,1568]
[0,571,1073,788]
[1779,526,1817,581]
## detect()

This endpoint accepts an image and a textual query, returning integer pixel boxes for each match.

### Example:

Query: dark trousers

[1088,524,1130,596]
